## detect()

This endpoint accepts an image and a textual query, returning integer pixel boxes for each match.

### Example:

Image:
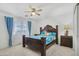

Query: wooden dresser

[60,36,73,48]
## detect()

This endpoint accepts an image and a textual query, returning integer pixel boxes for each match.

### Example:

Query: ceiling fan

[24,5,42,17]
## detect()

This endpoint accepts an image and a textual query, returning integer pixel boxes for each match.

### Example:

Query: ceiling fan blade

[24,10,32,12]
[35,12,40,16]
[37,9,42,11]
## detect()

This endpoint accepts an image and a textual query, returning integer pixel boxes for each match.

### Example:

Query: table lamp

[64,24,71,36]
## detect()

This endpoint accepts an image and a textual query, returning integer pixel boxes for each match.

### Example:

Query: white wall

[0,15,9,49]
[77,5,79,56]
[0,11,11,49]
[75,5,79,56]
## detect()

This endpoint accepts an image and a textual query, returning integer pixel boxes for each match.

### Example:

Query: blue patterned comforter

[30,35,55,44]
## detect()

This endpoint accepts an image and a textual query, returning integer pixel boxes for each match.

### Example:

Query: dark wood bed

[22,25,58,56]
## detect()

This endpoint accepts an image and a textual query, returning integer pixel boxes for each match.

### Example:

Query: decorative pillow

[48,32,56,36]
[40,31,45,36]
[46,32,49,36]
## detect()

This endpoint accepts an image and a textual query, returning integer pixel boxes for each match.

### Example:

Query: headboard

[40,25,58,44]
[40,25,58,32]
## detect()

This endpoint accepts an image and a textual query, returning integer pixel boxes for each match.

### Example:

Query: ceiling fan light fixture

[31,12,36,16]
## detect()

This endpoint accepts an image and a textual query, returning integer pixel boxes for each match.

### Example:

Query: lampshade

[64,24,71,30]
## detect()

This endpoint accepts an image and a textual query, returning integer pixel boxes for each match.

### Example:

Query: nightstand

[60,36,73,48]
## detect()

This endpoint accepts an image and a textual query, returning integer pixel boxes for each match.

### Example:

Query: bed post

[40,37,46,56]
[56,25,58,44]
[23,35,26,47]
[40,27,42,34]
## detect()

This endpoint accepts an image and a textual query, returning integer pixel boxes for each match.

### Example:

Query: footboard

[22,35,46,56]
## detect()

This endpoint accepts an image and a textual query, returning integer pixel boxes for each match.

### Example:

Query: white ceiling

[0,3,75,18]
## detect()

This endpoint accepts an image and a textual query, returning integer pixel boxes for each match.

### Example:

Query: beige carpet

[0,44,75,56]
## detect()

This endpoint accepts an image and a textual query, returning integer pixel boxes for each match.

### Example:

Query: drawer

[61,36,72,39]
[61,42,72,47]
[60,36,73,48]
[61,39,72,42]
[61,40,72,44]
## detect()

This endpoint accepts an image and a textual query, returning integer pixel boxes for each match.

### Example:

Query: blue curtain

[27,21,32,36]
[5,16,13,47]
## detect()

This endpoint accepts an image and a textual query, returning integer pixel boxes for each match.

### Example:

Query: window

[12,20,29,46]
